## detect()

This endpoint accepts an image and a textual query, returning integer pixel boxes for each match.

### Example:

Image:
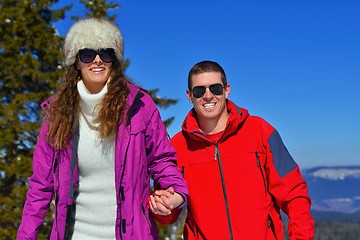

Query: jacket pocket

[52,152,60,238]
[184,211,199,239]
[141,204,152,229]
[256,151,268,193]
[267,214,278,240]
[181,166,185,177]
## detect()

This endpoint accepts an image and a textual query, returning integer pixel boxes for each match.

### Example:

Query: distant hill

[302,166,360,221]
[311,210,360,221]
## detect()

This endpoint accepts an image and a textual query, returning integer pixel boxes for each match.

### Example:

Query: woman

[17,18,188,240]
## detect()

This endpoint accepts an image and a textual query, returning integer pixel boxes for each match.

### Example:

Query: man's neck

[198,113,229,134]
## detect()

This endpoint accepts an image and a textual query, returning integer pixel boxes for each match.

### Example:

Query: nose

[93,54,102,63]
[202,87,213,99]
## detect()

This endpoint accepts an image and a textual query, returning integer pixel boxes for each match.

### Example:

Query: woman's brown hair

[47,59,129,149]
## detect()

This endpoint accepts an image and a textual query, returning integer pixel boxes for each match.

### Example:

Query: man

[150,60,314,239]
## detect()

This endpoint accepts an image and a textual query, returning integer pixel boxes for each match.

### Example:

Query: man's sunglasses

[78,48,115,63]
[191,83,225,98]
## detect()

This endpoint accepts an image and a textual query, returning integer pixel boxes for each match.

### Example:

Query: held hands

[149,187,184,216]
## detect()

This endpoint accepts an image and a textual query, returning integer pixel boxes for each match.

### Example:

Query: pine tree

[79,0,119,21]
[0,1,70,238]
[148,89,178,127]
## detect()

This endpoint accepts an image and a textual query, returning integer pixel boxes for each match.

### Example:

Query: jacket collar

[181,99,249,142]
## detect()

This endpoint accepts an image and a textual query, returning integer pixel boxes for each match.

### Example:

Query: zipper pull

[214,145,218,160]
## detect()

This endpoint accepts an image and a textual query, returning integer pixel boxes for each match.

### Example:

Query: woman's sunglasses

[191,83,225,98]
[78,48,115,63]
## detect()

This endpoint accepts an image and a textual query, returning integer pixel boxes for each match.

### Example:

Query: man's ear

[224,84,230,98]
[186,89,193,103]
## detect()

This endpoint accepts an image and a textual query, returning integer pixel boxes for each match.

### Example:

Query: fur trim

[64,18,123,66]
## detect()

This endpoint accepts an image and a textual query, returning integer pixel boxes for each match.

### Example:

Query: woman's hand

[149,187,184,215]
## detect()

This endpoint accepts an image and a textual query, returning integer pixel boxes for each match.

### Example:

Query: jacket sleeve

[265,128,314,239]
[17,121,55,240]
[143,95,188,224]
[151,203,183,225]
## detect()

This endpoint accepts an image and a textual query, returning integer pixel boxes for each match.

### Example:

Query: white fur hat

[64,18,124,66]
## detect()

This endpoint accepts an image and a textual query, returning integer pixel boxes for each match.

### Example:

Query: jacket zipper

[215,144,233,240]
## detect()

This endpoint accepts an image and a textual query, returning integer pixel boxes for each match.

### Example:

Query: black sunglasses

[191,83,225,98]
[78,48,115,63]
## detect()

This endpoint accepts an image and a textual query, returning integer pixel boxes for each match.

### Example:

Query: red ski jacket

[159,100,314,239]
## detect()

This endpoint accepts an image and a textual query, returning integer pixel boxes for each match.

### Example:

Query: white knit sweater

[72,80,116,239]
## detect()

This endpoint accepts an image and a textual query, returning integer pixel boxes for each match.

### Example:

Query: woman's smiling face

[78,54,112,94]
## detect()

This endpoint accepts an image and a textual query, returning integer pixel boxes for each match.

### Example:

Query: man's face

[186,72,230,126]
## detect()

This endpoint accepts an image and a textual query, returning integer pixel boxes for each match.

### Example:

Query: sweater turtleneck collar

[77,79,109,128]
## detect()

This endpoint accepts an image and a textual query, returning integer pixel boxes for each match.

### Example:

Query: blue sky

[54,1,359,169]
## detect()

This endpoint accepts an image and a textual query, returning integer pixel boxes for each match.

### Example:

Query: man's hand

[149,187,184,215]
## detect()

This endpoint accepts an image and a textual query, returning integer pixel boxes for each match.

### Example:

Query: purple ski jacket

[17,83,188,240]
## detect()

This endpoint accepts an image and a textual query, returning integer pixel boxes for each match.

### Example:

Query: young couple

[17,18,314,240]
